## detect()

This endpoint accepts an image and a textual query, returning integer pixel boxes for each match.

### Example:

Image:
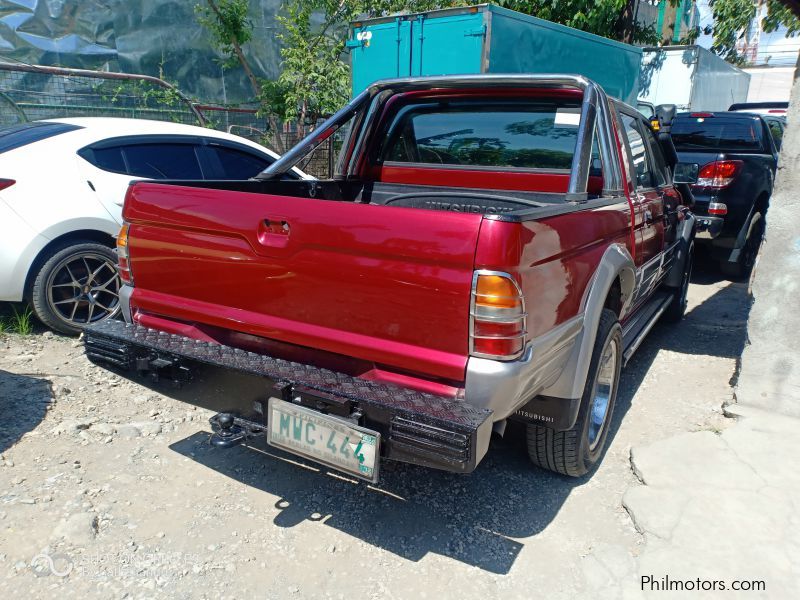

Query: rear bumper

[84,319,493,474]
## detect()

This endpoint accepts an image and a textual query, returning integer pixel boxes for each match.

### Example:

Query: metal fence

[0,62,333,178]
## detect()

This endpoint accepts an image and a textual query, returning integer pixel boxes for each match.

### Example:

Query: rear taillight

[470,272,526,360]
[0,179,15,191]
[708,202,728,216]
[117,222,133,285]
[696,160,742,188]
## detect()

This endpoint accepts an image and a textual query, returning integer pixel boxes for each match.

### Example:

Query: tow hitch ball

[209,413,247,449]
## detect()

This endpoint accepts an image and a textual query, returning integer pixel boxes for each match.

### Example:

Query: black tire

[526,309,622,477]
[720,213,764,280]
[30,241,121,336]
[664,239,694,323]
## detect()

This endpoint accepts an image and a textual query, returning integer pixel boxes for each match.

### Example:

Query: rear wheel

[526,309,622,476]
[720,213,764,279]
[30,242,121,335]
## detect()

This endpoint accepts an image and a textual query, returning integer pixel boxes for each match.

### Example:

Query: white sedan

[0,117,308,334]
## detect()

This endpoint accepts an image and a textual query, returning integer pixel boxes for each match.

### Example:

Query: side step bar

[621,291,673,364]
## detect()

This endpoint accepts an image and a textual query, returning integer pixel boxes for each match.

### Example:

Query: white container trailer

[638,45,750,112]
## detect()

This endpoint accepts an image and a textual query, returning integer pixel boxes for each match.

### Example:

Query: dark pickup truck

[85,75,695,481]
[671,111,778,277]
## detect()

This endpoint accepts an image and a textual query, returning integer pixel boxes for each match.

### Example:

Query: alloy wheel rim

[587,338,618,451]
[46,252,121,326]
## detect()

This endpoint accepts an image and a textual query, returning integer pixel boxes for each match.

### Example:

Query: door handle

[257,218,290,248]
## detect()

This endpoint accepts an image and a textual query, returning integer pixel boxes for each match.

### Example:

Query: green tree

[275,1,465,134]
[683,0,800,65]
[497,1,660,44]
[195,0,260,95]
[197,0,800,135]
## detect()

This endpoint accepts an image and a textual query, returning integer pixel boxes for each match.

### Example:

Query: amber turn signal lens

[117,223,129,248]
[475,274,521,309]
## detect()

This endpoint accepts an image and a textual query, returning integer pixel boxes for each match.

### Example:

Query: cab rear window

[671,117,765,153]
[380,99,581,170]
[0,122,82,154]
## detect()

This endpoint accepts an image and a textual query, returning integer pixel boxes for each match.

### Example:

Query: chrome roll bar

[257,74,625,201]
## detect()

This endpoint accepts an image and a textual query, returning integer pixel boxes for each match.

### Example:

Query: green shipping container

[349,4,642,105]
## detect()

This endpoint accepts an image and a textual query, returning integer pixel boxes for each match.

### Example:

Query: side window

[122,143,203,179]
[90,146,126,173]
[207,145,272,179]
[767,120,783,151]
[621,113,654,189]
[640,124,669,186]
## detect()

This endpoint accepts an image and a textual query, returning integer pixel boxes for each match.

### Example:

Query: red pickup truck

[86,75,695,481]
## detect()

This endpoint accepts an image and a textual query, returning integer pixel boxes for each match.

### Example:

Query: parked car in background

[728,101,789,117]
[0,118,309,334]
[671,111,777,277]
[86,76,696,480]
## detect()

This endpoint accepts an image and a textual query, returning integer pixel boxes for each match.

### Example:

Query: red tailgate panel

[123,183,483,381]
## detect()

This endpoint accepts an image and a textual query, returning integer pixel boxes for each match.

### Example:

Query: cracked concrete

[613,75,800,599]
[622,408,800,598]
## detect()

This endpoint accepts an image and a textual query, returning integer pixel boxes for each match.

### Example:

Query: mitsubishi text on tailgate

[85,76,696,480]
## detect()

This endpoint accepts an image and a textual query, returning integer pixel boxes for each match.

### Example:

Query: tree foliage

[498,1,660,44]
[684,0,800,65]
[271,0,666,126]
[196,0,800,131]
[275,1,465,128]
[195,0,260,94]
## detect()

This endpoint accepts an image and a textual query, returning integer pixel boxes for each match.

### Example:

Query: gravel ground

[0,265,749,599]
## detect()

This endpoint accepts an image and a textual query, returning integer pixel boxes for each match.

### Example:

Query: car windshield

[671,116,765,153]
[0,122,82,154]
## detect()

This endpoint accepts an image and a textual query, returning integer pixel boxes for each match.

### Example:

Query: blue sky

[696,0,800,66]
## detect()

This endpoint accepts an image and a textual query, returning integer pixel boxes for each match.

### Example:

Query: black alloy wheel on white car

[30,241,121,335]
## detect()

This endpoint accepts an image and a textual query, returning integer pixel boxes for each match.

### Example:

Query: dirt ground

[0,264,749,599]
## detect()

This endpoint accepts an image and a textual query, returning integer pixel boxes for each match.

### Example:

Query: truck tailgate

[123,183,484,382]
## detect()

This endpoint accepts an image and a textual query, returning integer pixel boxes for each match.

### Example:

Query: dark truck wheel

[31,242,121,336]
[526,309,622,476]
[664,239,694,322]
[720,212,764,279]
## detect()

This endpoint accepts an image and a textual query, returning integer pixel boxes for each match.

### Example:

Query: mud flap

[509,395,581,431]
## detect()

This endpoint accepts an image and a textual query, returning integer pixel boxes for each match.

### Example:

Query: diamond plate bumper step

[84,319,493,474]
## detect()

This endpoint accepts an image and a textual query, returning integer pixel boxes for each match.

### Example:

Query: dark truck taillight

[708,202,728,216]
[696,160,742,189]
[116,222,133,285]
[470,271,526,360]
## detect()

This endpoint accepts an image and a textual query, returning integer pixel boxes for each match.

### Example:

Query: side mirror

[673,162,699,185]
[653,104,678,133]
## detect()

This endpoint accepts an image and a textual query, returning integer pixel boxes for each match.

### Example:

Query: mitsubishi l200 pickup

[85,76,696,481]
